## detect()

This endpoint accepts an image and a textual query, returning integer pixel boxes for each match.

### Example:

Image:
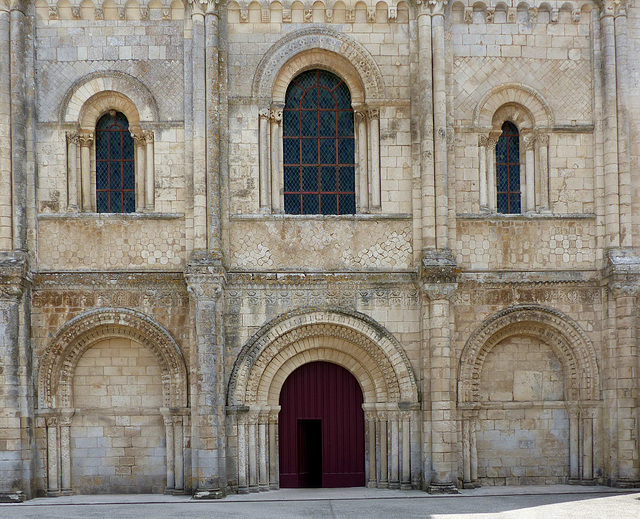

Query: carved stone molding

[252,27,385,102]
[0,251,30,302]
[458,305,600,403]
[38,308,188,409]
[420,248,458,285]
[228,307,419,407]
[184,251,226,300]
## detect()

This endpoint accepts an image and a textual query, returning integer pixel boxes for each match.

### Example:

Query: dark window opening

[96,110,135,213]
[283,69,356,215]
[496,121,521,214]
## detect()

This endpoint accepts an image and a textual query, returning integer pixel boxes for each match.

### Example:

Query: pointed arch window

[496,121,521,214]
[95,110,136,213]
[282,70,356,215]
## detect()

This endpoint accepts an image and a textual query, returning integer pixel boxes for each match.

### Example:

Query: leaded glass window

[496,121,521,214]
[96,111,135,213]
[283,70,356,215]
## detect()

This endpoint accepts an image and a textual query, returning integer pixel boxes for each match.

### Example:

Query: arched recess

[474,84,554,213]
[60,71,158,213]
[228,308,419,492]
[39,307,187,410]
[457,305,601,487]
[60,70,159,125]
[473,83,554,129]
[458,304,599,403]
[38,308,189,495]
[252,27,385,103]
[253,28,386,214]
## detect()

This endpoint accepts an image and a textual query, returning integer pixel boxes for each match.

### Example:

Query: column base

[610,479,640,489]
[0,491,26,503]
[193,488,225,499]
[427,482,460,494]
[46,490,62,498]
[568,478,581,485]
[462,481,479,489]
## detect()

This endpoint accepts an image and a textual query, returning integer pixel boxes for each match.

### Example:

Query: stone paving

[1,486,639,519]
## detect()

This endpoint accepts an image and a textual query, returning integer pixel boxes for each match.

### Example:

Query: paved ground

[1,486,639,519]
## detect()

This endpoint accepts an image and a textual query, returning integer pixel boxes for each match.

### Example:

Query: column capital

[187,0,219,16]
[270,108,283,123]
[258,108,270,119]
[420,248,458,285]
[185,251,226,300]
[0,251,30,301]
[603,248,640,297]
[77,131,94,148]
[522,131,537,151]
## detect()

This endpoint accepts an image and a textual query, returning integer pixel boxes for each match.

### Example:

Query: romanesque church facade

[0,0,639,501]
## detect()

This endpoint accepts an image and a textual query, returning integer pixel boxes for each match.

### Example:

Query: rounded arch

[78,91,141,132]
[474,83,554,129]
[60,70,159,125]
[252,27,385,104]
[228,308,419,406]
[458,305,600,404]
[38,308,188,410]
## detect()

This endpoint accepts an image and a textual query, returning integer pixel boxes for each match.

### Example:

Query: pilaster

[185,251,226,498]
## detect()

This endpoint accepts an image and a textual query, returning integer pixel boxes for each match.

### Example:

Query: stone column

[477,136,487,211]
[185,260,226,498]
[133,131,147,211]
[569,406,580,483]
[10,0,26,251]
[355,109,369,213]
[247,409,258,492]
[599,1,621,247]
[536,133,550,212]
[486,135,499,212]
[0,1,11,250]
[400,411,411,489]
[470,415,478,485]
[161,408,176,492]
[364,408,377,487]
[389,409,399,489]
[258,409,269,491]
[431,0,448,249]
[205,2,222,255]
[368,108,381,211]
[270,107,282,213]
[78,132,93,212]
[582,409,594,483]
[258,108,270,213]
[46,417,59,495]
[144,130,155,211]
[417,4,435,249]
[237,410,248,493]
[188,0,207,250]
[267,407,279,490]
[66,133,79,212]
[0,251,30,502]
[523,132,536,212]
[59,409,74,494]
[378,410,388,488]
[422,253,459,494]
[604,252,640,486]
[613,1,631,247]
[174,415,185,492]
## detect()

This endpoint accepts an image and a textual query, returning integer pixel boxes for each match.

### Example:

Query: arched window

[95,110,135,213]
[496,121,521,214]
[282,70,356,215]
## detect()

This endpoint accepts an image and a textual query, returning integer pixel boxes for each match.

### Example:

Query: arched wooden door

[279,361,365,488]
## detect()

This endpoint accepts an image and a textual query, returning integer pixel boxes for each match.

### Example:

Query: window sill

[457,212,596,221]
[230,213,412,221]
[38,212,184,221]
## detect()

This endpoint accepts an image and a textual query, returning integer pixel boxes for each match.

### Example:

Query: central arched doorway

[279,361,365,488]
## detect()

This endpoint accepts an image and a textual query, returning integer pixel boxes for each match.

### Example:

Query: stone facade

[0,0,639,502]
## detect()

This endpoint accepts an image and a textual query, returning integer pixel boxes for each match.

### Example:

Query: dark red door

[279,361,365,488]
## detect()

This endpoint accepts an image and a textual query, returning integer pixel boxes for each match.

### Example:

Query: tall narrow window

[96,110,135,213]
[496,121,521,214]
[283,70,356,215]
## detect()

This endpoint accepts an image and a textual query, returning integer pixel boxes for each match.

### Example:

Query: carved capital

[486,137,498,151]
[270,109,283,123]
[66,131,80,146]
[187,0,219,16]
[143,130,154,143]
[427,0,448,17]
[59,409,75,427]
[46,417,59,428]
[420,248,458,285]
[368,107,380,120]
[422,282,458,301]
[131,131,147,146]
[354,110,368,123]
[537,133,549,146]
[259,108,270,119]
[0,251,30,301]
[77,131,94,148]
[522,132,537,151]
[185,251,226,300]
[478,135,488,147]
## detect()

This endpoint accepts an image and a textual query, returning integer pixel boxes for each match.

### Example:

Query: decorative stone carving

[49,6,58,19]
[387,7,396,21]
[459,305,600,403]
[325,9,333,22]
[367,8,376,23]
[304,9,312,22]
[282,8,291,22]
[464,7,472,24]
[94,7,103,19]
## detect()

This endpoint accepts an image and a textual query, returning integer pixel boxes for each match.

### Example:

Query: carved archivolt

[458,305,600,403]
[473,83,554,129]
[38,308,188,409]
[228,308,418,405]
[252,27,385,103]
[60,70,159,125]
